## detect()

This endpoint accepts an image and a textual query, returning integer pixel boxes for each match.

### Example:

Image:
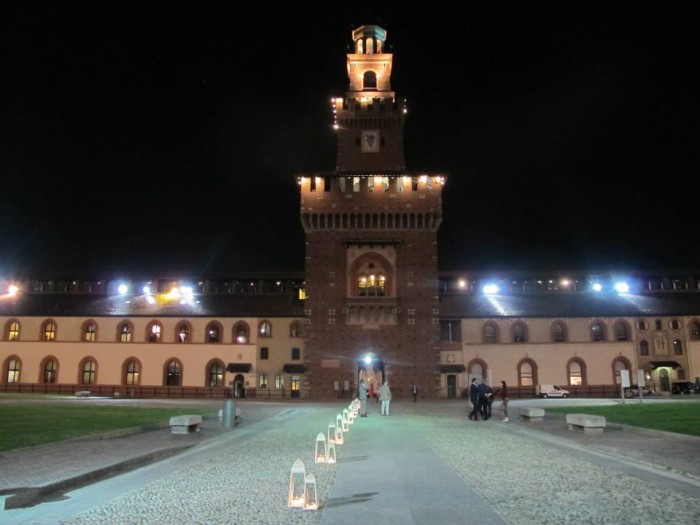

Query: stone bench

[566,413,606,433]
[520,407,545,421]
[74,390,91,398]
[170,415,203,434]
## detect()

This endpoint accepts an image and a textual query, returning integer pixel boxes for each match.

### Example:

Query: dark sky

[2,2,697,277]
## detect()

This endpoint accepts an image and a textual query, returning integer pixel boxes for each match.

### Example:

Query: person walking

[410,384,419,402]
[379,380,392,415]
[477,379,493,420]
[468,378,480,420]
[358,379,369,417]
[499,380,510,422]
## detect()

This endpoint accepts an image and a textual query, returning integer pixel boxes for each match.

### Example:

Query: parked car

[624,385,655,398]
[535,385,570,398]
[671,381,699,395]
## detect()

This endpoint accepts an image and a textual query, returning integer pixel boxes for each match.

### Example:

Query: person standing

[410,384,419,402]
[379,380,392,415]
[358,379,369,417]
[468,378,480,420]
[499,380,510,422]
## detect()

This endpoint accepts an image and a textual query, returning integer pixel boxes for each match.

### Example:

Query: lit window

[81,360,96,384]
[43,321,57,341]
[84,322,97,342]
[208,362,224,387]
[6,358,20,383]
[7,321,20,341]
[259,321,272,338]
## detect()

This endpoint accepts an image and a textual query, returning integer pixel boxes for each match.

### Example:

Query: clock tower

[298,24,446,399]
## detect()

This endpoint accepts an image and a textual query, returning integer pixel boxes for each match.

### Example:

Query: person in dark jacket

[477,379,493,420]
[468,378,480,420]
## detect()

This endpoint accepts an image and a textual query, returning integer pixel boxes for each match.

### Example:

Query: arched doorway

[357,353,385,401]
[233,374,245,398]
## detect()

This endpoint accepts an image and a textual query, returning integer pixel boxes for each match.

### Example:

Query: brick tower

[298,25,446,399]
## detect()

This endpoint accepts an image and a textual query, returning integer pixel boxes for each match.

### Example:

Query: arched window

[673,339,683,355]
[206,322,222,343]
[512,322,527,343]
[176,322,191,343]
[80,359,97,384]
[6,320,20,341]
[83,321,97,342]
[363,71,377,89]
[614,321,629,341]
[591,322,606,342]
[234,322,249,344]
[42,358,58,384]
[468,361,484,380]
[290,321,304,338]
[690,321,700,340]
[483,323,498,344]
[567,358,586,386]
[612,358,629,385]
[165,360,182,386]
[259,320,272,338]
[119,322,133,343]
[124,360,140,385]
[357,272,386,297]
[517,359,537,387]
[5,357,20,383]
[639,340,650,356]
[552,321,567,343]
[42,320,57,341]
[208,361,225,387]
[147,321,162,343]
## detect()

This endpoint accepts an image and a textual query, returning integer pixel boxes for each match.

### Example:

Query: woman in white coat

[379,380,392,415]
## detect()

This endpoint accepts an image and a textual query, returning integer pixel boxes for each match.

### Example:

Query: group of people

[468,378,509,422]
[358,379,393,416]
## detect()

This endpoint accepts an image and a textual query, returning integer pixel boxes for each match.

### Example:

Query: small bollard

[223,399,236,429]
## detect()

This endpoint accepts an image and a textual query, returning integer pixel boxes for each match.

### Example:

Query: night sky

[2,3,696,278]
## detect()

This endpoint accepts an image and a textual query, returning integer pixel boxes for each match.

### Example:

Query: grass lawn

[0,400,218,452]
[546,401,700,436]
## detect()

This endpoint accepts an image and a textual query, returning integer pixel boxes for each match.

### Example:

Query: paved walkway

[1,397,699,524]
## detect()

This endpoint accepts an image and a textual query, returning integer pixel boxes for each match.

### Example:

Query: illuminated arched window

[206,322,222,343]
[7,321,20,341]
[42,358,58,384]
[357,273,386,297]
[42,320,57,341]
[517,359,537,387]
[5,358,20,383]
[83,321,97,342]
[234,322,249,344]
[81,359,96,385]
[567,359,586,386]
[176,322,191,343]
[147,321,162,343]
[124,360,140,385]
[119,323,133,343]
[208,362,224,387]
[259,320,272,338]
[165,360,182,386]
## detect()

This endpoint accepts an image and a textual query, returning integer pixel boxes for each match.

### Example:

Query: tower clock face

[361,130,380,153]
